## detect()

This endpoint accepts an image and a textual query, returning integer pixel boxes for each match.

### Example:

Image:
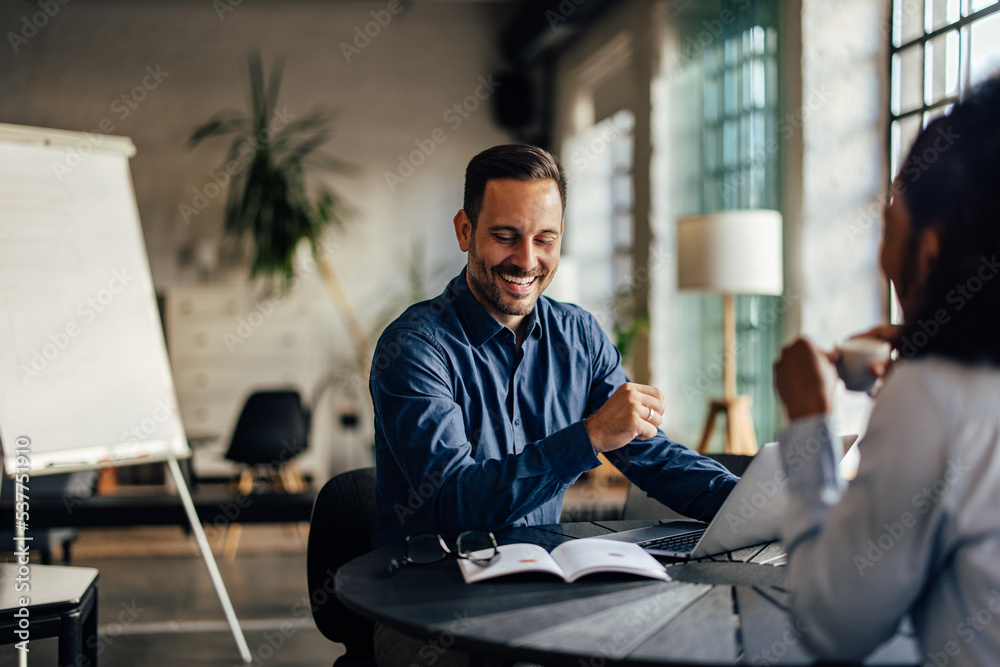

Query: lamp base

[696,395,758,456]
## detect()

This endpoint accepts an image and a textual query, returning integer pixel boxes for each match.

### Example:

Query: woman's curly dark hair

[894,75,1000,366]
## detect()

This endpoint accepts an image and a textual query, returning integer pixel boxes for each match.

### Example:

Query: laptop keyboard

[639,530,706,553]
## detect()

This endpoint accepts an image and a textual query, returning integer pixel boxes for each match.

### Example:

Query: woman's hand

[774,338,838,421]
[829,324,901,388]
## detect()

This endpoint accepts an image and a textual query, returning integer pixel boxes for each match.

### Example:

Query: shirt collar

[451,269,544,347]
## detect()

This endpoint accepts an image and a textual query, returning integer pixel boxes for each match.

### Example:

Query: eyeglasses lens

[457,531,498,565]
[407,534,447,564]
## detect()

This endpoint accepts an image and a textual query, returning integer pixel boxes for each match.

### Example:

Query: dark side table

[1,563,99,666]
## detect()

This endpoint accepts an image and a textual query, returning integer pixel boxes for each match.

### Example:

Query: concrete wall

[793,0,890,436]
[0,0,516,477]
[0,0,513,301]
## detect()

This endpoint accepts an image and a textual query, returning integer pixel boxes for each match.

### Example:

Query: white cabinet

[162,283,328,479]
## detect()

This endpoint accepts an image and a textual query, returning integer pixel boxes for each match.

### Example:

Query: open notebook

[458,539,670,583]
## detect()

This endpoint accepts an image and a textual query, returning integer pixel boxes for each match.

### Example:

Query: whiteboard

[0,122,190,475]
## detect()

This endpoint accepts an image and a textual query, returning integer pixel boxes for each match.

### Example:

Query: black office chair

[225,389,311,494]
[621,452,753,521]
[222,389,311,558]
[307,466,377,666]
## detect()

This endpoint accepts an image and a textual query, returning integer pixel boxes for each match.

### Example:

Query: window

[671,0,783,450]
[889,0,1000,320]
[562,110,637,354]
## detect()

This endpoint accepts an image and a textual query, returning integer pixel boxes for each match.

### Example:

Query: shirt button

[514,419,521,427]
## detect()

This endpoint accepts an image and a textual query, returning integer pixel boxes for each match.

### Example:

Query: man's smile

[498,272,541,294]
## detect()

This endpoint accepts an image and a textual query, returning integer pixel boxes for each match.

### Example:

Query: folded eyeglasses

[387,530,500,573]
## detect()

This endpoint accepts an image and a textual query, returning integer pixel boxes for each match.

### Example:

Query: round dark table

[336,521,921,665]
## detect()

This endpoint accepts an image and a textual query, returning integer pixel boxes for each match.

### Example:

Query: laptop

[596,435,858,559]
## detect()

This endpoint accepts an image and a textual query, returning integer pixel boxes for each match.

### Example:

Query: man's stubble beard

[466,234,553,318]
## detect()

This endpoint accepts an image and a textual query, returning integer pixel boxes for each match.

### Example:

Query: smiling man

[369,144,736,557]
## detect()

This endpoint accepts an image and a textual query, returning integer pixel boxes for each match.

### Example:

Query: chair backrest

[225,389,310,465]
[621,452,754,521]
[307,466,377,664]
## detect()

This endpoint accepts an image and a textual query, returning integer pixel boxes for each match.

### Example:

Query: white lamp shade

[677,209,784,295]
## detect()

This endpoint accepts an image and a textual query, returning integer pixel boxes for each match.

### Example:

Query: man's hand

[584,383,664,453]
[774,338,838,421]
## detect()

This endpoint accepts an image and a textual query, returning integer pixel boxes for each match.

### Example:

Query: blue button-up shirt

[370,270,737,548]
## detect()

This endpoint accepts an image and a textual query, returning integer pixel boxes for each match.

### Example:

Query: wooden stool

[696,395,758,456]
[224,462,307,559]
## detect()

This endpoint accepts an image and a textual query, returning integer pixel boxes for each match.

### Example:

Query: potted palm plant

[188,50,370,378]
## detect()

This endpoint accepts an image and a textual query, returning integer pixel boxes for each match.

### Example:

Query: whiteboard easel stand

[12,473,27,667]
[167,457,253,664]
[0,122,252,663]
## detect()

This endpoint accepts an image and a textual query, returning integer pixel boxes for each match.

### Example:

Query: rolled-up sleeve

[778,373,948,660]
[583,315,738,522]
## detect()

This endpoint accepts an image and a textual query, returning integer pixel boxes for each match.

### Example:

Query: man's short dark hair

[896,74,1000,365]
[463,144,567,227]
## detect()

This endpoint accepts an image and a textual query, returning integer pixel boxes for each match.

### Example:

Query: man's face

[454,178,563,329]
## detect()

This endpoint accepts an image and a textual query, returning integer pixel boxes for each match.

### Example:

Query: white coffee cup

[836,337,892,392]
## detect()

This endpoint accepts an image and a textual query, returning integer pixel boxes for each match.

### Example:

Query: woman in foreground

[773,74,1000,665]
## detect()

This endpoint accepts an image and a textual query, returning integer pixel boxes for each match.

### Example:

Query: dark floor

[0,550,344,666]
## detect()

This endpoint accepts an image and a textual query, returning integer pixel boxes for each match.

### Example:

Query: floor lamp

[677,210,784,456]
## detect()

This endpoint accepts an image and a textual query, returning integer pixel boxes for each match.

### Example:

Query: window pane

[723,67,738,116]
[704,78,720,123]
[751,26,766,55]
[970,10,1000,84]
[723,119,738,167]
[928,0,962,30]
[970,0,998,13]
[612,253,632,295]
[613,214,632,249]
[926,30,961,102]
[613,173,632,210]
[895,45,925,114]
[752,59,766,108]
[895,0,925,47]
[890,114,922,176]
[902,113,924,154]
